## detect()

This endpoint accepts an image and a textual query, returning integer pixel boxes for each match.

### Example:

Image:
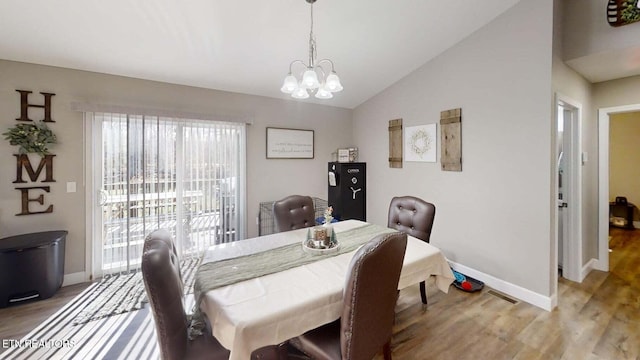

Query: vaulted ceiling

[0,1,525,109]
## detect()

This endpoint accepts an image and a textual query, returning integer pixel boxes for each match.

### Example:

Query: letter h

[16,89,55,122]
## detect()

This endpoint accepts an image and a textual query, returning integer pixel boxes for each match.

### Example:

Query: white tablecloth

[198,220,454,360]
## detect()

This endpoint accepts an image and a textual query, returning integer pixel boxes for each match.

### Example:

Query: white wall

[353,0,554,297]
[0,60,353,276]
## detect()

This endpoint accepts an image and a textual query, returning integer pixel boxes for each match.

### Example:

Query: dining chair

[289,232,408,360]
[272,195,316,233]
[141,229,286,360]
[387,196,435,305]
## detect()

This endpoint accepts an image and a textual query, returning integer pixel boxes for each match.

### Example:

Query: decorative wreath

[3,121,57,157]
[410,129,432,158]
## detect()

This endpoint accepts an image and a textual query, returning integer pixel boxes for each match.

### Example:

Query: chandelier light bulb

[281,75,298,94]
[301,69,320,89]
[292,87,310,99]
[315,87,333,99]
[325,72,343,92]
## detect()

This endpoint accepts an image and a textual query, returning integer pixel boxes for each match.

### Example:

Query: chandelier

[280,0,343,100]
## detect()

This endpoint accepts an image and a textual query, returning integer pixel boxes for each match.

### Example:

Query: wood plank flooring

[380,227,640,360]
[1,228,639,359]
[0,282,90,353]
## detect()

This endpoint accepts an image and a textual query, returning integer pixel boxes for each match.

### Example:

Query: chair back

[272,195,315,233]
[388,196,435,242]
[142,229,189,360]
[340,232,407,360]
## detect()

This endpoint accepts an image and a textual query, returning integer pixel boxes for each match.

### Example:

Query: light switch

[581,152,588,165]
[67,182,76,193]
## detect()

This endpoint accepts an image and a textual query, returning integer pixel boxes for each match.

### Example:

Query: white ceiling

[566,47,640,84]
[0,0,522,109]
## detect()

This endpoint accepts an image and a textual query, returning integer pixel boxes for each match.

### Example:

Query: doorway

[555,94,582,283]
[597,104,640,272]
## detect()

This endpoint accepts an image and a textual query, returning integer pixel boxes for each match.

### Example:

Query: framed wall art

[266,127,314,159]
[404,124,436,163]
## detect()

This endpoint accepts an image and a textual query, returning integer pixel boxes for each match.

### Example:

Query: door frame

[83,112,102,281]
[554,93,583,283]
[596,103,640,272]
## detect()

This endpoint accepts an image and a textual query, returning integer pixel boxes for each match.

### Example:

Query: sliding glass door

[93,112,245,276]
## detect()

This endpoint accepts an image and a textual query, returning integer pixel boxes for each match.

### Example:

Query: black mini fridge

[328,162,366,221]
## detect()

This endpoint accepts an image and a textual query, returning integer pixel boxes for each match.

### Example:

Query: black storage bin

[0,230,67,307]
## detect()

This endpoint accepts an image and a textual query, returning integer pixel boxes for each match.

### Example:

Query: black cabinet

[0,231,67,307]
[328,162,366,221]
[610,202,635,229]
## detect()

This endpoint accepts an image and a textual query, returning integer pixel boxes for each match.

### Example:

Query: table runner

[189,223,396,337]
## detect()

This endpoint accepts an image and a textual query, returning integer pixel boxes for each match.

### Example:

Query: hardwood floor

[0,282,91,355]
[378,227,640,360]
[1,228,638,359]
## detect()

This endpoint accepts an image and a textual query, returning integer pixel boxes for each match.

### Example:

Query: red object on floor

[461,281,472,291]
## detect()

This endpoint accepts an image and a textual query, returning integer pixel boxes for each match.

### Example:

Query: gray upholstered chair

[289,232,408,360]
[141,229,285,360]
[387,196,436,305]
[272,195,316,233]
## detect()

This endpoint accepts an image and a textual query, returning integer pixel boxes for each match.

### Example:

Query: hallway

[608,227,640,291]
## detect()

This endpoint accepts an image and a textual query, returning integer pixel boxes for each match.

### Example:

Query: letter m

[13,154,56,183]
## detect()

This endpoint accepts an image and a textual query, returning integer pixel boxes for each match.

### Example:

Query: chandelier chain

[308,2,316,67]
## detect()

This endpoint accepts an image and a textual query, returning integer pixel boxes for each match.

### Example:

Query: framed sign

[266,127,314,159]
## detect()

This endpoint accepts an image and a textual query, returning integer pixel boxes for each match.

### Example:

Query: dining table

[194,219,454,360]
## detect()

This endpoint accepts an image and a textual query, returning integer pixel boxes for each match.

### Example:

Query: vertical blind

[97,112,246,274]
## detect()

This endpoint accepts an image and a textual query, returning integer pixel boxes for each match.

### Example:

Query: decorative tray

[302,238,340,255]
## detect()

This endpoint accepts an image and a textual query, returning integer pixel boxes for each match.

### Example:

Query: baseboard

[591,257,607,272]
[580,258,596,282]
[62,272,87,287]
[448,261,554,311]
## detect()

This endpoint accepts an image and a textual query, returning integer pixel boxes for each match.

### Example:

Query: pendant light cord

[308,2,317,67]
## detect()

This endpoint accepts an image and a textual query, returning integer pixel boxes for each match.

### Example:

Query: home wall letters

[9,90,57,215]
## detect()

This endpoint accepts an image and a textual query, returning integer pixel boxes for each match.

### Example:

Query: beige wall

[353,0,554,296]
[551,59,598,264]
[594,75,640,108]
[0,60,353,276]
[553,0,598,264]
[609,112,640,215]
[562,0,640,61]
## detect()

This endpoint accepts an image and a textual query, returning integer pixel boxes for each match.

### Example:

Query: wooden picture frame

[266,127,314,159]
